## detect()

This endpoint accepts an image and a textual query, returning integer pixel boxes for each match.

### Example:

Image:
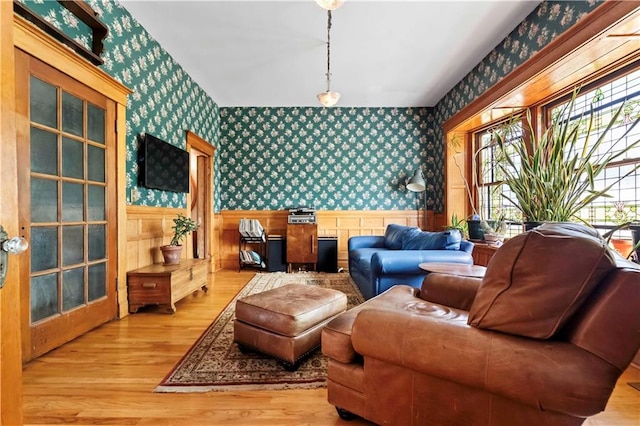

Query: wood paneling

[126,206,194,268]
[218,210,434,270]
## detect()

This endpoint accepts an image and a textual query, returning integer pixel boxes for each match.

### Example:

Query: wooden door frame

[186,130,215,272]
[1,2,23,424]
[11,17,131,325]
[15,51,120,360]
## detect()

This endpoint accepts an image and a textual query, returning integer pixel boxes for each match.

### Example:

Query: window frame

[469,58,640,235]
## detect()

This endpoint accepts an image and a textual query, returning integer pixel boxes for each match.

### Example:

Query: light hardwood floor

[22,270,640,425]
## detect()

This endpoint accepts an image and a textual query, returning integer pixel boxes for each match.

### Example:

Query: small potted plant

[482,210,507,246]
[160,213,200,265]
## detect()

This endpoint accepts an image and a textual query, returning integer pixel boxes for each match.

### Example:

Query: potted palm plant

[160,213,200,265]
[493,88,640,225]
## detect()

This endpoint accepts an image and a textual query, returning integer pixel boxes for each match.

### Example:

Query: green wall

[220,107,432,210]
[19,0,221,210]
[20,0,602,213]
[218,1,601,212]
[431,0,600,211]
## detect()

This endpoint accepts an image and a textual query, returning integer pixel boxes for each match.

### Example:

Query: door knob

[0,225,29,289]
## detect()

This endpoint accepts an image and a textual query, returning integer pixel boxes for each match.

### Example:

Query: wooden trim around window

[442,2,640,225]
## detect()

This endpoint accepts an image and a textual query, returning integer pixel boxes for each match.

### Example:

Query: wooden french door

[15,50,118,361]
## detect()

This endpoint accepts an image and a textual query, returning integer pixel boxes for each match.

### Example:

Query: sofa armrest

[419,273,481,311]
[371,250,473,275]
[348,235,385,251]
[351,309,619,418]
[460,239,474,254]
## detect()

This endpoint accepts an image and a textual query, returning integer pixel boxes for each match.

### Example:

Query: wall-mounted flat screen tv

[138,133,190,193]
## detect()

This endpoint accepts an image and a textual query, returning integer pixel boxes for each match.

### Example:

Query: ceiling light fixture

[317,10,340,107]
[315,0,344,11]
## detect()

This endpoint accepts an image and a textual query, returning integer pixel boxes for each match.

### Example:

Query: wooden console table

[127,258,208,313]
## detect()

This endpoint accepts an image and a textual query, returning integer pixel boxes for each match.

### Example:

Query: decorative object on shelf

[317,9,340,107]
[494,88,640,223]
[315,0,344,10]
[160,213,200,265]
[406,169,426,229]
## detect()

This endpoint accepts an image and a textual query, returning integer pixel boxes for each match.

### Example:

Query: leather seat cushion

[235,284,347,337]
[322,285,420,363]
[468,223,617,339]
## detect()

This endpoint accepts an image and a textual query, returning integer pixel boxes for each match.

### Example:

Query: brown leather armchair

[322,223,640,425]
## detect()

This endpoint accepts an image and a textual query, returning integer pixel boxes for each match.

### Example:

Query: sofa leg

[279,360,300,371]
[237,344,253,354]
[335,407,357,421]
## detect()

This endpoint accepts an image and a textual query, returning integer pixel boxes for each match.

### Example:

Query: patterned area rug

[155,272,364,393]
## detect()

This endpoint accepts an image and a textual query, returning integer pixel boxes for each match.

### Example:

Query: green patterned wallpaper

[219,1,603,212]
[19,0,603,213]
[431,0,600,211]
[220,107,432,210]
[19,0,221,210]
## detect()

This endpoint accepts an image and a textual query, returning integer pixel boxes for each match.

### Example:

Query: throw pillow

[401,228,462,251]
[467,223,617,339]
[384,224,417,249]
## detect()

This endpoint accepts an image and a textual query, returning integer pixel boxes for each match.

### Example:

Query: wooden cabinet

[472,243,498,266]
[286,223,318,271]
[127,259,208,314]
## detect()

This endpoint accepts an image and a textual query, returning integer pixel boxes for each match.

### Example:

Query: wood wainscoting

[123,206,203,316]
[218,209,435,271]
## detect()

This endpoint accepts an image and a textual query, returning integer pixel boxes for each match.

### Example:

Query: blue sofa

[349,224,474,299]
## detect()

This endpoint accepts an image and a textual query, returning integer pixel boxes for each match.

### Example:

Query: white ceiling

[119,0,540,107]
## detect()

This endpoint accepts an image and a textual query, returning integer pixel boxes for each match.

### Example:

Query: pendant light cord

[325,10,332,90]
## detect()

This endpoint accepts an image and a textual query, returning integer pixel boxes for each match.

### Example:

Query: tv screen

[138,133,190,193]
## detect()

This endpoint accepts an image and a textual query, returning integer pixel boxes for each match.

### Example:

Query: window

[473,60,640,239]
[474,122,523,238]
[545,63,640,233]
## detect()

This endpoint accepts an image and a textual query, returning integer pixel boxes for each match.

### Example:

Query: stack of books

[239,219,265,241]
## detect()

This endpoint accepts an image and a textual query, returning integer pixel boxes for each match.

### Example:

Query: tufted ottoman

[234,283,348,370]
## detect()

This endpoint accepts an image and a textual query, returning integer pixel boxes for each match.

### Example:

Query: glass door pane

[28,75,109,323]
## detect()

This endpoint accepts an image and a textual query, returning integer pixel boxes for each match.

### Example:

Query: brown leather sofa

[322,223,640,425]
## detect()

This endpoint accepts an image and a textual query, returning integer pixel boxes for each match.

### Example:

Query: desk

[419,262,486,278]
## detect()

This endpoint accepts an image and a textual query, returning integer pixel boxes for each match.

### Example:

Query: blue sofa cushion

[384,224,418,249]
[401,228,462,251]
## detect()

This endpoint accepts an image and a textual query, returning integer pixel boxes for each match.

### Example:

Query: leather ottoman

[234,283,347,370]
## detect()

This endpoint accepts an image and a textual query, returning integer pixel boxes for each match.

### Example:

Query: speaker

[318,237,338,273]
[267,236,287,272]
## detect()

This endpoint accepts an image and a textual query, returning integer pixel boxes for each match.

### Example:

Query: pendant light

[315,0,344,11]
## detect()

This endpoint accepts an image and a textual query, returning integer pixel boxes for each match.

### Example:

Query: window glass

[549,67,640,230]
[475,123,523,238]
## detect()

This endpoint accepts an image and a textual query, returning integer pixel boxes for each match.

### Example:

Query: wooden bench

[127,258,208,313]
